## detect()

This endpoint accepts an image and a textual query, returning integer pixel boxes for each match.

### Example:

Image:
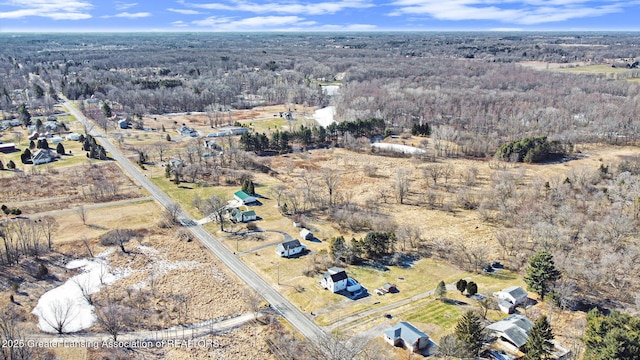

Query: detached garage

[234,190,257,205]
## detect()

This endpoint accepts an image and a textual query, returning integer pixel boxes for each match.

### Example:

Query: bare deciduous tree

[321,168,341,208]
[96,302,133,342]
[0,307,34,360]
[73,276,94,305]
[395,168,411,204]
[41,299,77,334]
[424,164,444,186]
[77,205,87,225]
[38,216,58,251]
[82,236,93,257]
[203,195,227,231]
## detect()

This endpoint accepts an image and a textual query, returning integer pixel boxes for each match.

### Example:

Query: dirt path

[26,312,258,344]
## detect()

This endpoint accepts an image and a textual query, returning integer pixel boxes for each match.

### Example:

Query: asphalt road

[61,99,327,346]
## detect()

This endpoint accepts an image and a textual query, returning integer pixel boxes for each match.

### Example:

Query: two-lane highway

[61,99,327,346]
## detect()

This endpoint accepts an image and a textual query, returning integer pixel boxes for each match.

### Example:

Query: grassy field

[149,175,233,218]
[556,64,630,74]
[403,300,462,335]
[53,199,160,243]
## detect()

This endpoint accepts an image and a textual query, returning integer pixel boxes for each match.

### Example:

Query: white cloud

[182,0,373,15]
[113,11,152,18]
[0,0,92,20]
[167,8,203,14]
[388,0,634,25]
[171,20,189,26]
[192,15,317,30]
[115,2,138,10]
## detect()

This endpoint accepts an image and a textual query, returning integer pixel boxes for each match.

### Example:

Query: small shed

[300,228,313,240]
[382,283,398,293]
[65,133,81,141]
[0,143,16,153]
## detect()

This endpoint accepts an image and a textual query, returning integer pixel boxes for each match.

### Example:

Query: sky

[1,0,639,32]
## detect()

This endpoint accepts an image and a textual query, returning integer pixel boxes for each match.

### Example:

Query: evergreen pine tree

[523,315,554,360]
[455,310,484,356]
[456,279,468,294]
[435,280,447,299]
[56,142,65,155]
[524,250,561,301]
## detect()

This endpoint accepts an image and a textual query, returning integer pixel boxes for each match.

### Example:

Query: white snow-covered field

[313,106,336,128]
[321,85,340,96]
[32,250,131,333]
[371,143,426,154]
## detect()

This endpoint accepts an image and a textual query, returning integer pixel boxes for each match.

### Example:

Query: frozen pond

[371,143,426,154]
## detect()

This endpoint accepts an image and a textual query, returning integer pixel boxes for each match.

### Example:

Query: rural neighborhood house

[383,321,431,353]
[275,239,306,257]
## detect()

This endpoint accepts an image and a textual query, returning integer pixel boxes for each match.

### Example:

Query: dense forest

[1,32,639,156]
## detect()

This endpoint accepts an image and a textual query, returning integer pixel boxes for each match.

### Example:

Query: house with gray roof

[486,314,534,349]
[494,286,528,313]
[276,239,306,258]
[383,321,431,353]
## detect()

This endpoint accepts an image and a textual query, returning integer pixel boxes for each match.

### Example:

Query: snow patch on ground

[321,85,340,96]
[313,106,336,128]
[31,250,131,333]
[371,143,426,154]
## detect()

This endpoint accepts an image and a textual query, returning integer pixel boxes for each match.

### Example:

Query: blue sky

[1,0,639,32]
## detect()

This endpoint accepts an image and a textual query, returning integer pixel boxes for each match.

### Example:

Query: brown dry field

[264,142,640,256]
[518,60,590,70]
[0,161,146,214]
[1,203,276,359]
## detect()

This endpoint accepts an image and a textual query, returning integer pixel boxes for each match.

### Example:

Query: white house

[321,267,349,293]
[65,133,81,141]
[486,314,534,350]
[276,239,306,257]
[494,286,528,313]
[234,190,257,205]
[300,228,314,240]
[231,208,257,223]
[31,149,55,165]
[383,322,431,353]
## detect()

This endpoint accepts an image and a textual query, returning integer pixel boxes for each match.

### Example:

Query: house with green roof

[231,208,257,223]
[233,190,257,204]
